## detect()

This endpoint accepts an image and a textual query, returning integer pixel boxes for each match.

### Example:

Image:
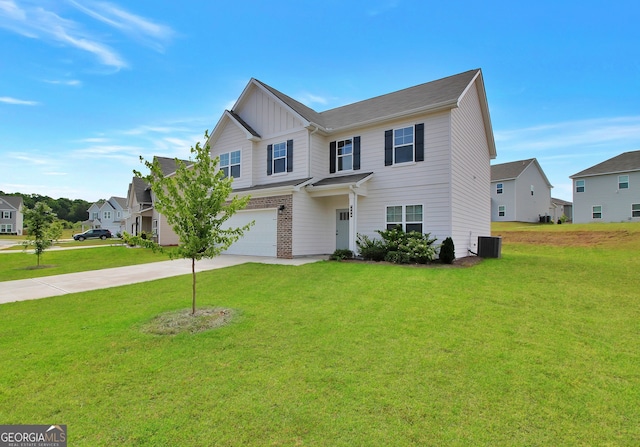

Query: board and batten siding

[235,87,306,138]
[210,122,254,189]
[572,171,640,223]
[450,81,492,258]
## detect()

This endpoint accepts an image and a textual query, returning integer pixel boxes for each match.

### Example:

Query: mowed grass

[1,224,639,445]
[0,246,171,281]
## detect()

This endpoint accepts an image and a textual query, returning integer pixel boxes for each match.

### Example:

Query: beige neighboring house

[570,150,640,223]
[125,157,190,244]
[180,68,496,259]
[491,158,553,222]
[0,195,24,235]
[86,197,129,235]
[551,197,572,222]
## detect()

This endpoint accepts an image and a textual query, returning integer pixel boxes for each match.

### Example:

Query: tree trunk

[191,257,196,315]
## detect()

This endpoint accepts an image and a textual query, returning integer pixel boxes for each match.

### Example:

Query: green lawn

[0,246,171,281]
[0,225,639,445]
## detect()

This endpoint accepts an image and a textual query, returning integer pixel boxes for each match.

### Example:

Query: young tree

[22,202,56,266]
[125,131,253,314]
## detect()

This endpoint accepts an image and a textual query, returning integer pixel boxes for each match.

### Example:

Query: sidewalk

[0,255,324,304]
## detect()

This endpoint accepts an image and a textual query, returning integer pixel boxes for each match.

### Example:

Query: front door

[336,209,349,250]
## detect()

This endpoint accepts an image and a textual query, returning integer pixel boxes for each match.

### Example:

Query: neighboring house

[187,68,496,259]
[86,197,130,235]
[570,150,640,223]
[125,158,190,244]
[551,197,572,222]
[491,158,553,222]
[0,195,24,235]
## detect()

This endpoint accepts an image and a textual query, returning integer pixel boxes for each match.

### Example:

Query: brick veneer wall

[243,194,293,259]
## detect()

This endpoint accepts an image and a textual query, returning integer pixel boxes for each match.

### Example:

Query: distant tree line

[0,191,91,223]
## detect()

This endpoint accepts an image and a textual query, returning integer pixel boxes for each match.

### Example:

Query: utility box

[478,236,502,258]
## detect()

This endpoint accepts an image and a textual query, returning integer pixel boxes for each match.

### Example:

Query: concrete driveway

[0,254,324,304]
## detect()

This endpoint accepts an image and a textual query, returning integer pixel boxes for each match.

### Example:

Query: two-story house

[0,195,24,235]
[86,197,129,235]
[570,150,640,223]
[491,158,553,222]
[188,69,495,259]
[125,157,189,243]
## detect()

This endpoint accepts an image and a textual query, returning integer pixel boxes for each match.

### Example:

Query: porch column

[349,188,358,253]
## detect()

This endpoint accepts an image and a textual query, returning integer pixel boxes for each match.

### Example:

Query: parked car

[73,228,112,241]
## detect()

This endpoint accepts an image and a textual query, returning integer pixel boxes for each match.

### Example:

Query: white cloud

[43,79,82,86]
[0,96,39,105]
[367,0,399,16]
[296,92,329,106]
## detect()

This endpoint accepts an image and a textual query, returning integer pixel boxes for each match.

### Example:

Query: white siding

[210,122,254,189]
[292,192,345,256]
[253,128,309,186]
[572,171,640,223]
[451,81,492,258]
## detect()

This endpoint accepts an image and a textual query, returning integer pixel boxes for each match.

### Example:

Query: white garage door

[222,209,277,256]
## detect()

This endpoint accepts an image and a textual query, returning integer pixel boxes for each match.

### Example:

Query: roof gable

[570,150,640,178]
[492,158,552,187]
[0,195,23,210]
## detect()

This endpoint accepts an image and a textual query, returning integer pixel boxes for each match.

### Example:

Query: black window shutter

[286,139,293,172]
[267,144,273,175]
[415,123,424,162]
[384,130,393,166]
[353,136,361,170]
[329,141,336,174]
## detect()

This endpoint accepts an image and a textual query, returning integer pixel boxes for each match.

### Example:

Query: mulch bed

[341,256,483,268]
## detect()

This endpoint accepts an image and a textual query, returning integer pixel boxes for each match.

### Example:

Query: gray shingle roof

[0,195,23,209]
[310,172,374,187]
[227,110,261,138]
[233,178,312,193]
[155,156,191,176]
[253,69,481,131]
[491,159,535,181]
[131,177,151,204]
[570,150,640,178]
[552,197,572,206]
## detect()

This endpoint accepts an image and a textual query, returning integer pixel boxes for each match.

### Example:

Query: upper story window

[618,175,629,189]
[386,204,423,233]
[92,212,99,220]
[330,137,361,173]
[104,211,112,220]
[267,140,293,175]
[1,211,10,219]
[575,179,585,193]
[385,123,424,166]
[496,183,503,194]
[531,185,534,196]
[221,150,241,178]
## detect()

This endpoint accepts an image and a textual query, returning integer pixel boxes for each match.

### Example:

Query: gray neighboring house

[491,158,553,222]
[0,195,24,235]
[551,197,572,222]
[85,196,129,235]
[570,150,640,223]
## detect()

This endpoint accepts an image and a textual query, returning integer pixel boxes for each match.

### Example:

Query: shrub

[439,237,455,264]
[356,234,387,261]
[330,249,354,261]
[385,250,410,264]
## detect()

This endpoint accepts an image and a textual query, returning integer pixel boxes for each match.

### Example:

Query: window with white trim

[531,185,534,196]
[618,175,629,189]
[575,179,585,193]
[220,150,241,178]
[386,204,423,233]
[632,204,640,218]
[0,224,12,233]
[273,142,287,174]
[337,139,353,171]
[92,212,99,220]
[496,183,503,194]
[592,205,602,219]
[152,219,158,236]
[104,211,112,220]
[394,126,414,163]
[498,205,506,217]
[1,211,10,219]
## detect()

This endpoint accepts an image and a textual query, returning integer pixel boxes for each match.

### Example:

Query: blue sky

[1,0,639,202]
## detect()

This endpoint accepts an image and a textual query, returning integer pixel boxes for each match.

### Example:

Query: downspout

[308,125,319,178]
